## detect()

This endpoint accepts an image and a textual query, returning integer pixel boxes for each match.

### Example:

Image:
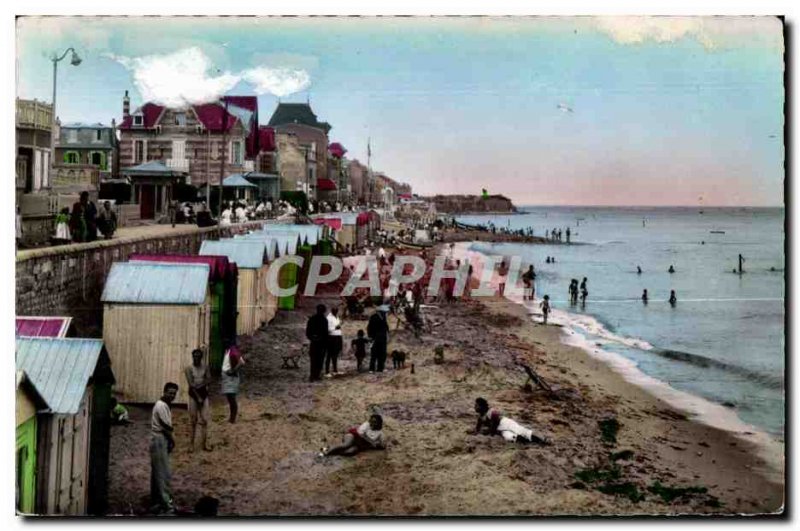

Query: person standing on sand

[540,295,551,324]
[669,290,677,306]
[325,307,343,377]
[367,305,390,373]
[221,344,244,423]
[184,349,212,452]
[150,382,178,514]
[306,305,329,382]
[472,398,548,444]
[497,261,509,297]
[580,277,588,306]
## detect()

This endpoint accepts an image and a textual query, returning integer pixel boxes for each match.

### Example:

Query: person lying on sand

[472,398,548,444]
[320,413,386,457]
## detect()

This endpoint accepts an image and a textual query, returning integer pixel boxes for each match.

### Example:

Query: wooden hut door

[56,393,90,515]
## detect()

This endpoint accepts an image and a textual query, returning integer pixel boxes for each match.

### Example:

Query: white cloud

[593,16,783,50]
[242,67,311,97]
[108,47,240,107]
[108,46,313,105]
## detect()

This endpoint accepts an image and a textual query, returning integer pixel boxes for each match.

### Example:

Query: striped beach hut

[16,337,115,515]
[200,240,269,335]
[128,254,238,375]
[102,262,211,404]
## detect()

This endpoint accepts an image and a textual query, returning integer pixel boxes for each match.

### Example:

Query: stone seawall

[16,221,269,337]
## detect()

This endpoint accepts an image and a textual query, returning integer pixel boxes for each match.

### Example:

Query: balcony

[16,99,53,131]
[166,158,190,172]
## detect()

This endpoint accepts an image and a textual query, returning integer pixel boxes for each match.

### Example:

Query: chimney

[123,90,130,119]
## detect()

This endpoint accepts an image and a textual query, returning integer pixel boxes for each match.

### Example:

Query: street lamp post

[50,47,82,190]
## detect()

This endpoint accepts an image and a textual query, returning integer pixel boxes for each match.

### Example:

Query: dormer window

[196,124,204,134]
[175,113,186,126]
[133,114,143,127]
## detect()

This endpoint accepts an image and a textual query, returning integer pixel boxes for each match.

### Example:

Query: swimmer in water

[637,266,642,274]
[668,265,675,274]
[642,289,648,304]
[669,290,677,306]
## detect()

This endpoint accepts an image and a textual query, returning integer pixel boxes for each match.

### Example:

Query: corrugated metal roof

[233,235,279,261]
[199,240,267,269]
[16,316,72,338]
[264,224,322,245]
[257,233,299,256]
[102,262,210,304]
[16,338,103,414]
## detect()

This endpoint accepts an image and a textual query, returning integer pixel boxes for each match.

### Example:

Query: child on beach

[351,330,370,372]
[320,413,386,457]
[53,207,71,244]
[472,398,548,444]
[540,295,551,324]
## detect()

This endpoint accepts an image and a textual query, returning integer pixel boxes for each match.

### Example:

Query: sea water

[457,207,785,437]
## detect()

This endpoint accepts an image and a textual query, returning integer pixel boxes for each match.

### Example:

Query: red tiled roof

[259,126,276,152]
[193,103,238,133]
[119,102,165,129]
[317,177,337,191]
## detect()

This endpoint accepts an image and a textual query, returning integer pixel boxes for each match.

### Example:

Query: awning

[223,174,258,188]
[313,218,343,231]
[317,178,337,191]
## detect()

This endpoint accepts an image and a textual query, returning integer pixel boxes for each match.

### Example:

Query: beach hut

[233,234,285,323]
[200,240,269,335]
[16,371,46,515]
[257,230,303,310]
[128,254,238,375]
[16,337,115,515]
[102,262,211,405]
[16,316,73,338]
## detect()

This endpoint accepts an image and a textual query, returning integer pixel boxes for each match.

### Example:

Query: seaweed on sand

[598,418,620,444]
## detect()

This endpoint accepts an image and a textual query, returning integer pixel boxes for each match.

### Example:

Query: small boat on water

[710,230,726,234]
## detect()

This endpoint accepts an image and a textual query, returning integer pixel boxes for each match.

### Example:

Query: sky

[15,16,785,206]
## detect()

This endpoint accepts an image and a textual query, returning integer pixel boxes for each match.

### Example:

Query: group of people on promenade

[51,191,118,244]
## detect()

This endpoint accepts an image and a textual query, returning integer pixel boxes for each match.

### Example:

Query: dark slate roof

[267,103,331,133]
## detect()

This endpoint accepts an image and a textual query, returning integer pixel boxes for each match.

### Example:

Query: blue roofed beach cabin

[101,262,211,405]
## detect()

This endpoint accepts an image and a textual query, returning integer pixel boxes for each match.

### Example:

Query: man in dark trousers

[367,305,390,373]
[306,304,329,382]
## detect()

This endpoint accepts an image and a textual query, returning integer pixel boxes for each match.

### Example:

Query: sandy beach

[105,240,784,516]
